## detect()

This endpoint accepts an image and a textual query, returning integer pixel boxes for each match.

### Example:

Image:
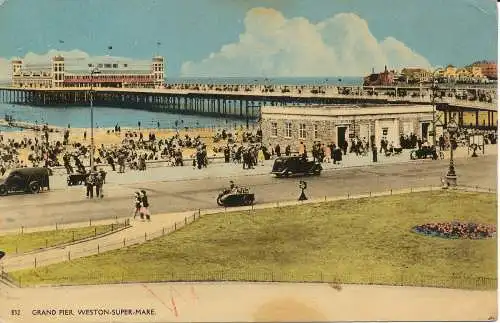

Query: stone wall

[261,112,433,150]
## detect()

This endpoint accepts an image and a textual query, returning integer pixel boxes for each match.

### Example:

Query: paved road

[0,155,496,230]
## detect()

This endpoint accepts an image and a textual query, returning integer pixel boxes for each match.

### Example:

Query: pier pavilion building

[11,55,165,89]
[260,105,435,150]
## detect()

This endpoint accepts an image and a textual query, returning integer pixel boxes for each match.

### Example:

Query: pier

[0,84,497,129]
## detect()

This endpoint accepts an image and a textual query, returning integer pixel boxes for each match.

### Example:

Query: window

[313,124,319,139]
[88,64,93,68]
[113,64,118,68]
[104,64,112,68]
[285,122,292,138]
[123,64,128,68]
[98,64,103,68]
[271,122,278,137]
[299,124,307,139]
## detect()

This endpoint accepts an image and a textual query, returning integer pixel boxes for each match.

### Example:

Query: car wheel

[0,185,7,196]
[216,194,225,207]
[29,181,40,194]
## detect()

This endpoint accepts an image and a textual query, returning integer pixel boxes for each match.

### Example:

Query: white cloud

[0,49,152,81]
[181,8,432,77]
[0,57,11,82]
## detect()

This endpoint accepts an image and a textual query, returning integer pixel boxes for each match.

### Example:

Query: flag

[59,40,64,44]
[108,46,112,50]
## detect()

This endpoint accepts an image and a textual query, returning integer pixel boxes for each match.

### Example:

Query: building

[11,55,166,89]
[467,65,484,79]
[400,68,432,83]
[363,66,395,86]
[260,105,434,150]
[443,65,458,81]
[471,60,497,80]
[456,68,472,82]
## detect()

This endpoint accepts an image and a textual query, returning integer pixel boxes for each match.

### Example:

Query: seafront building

[11,55,166,89]
[260,105,435,149]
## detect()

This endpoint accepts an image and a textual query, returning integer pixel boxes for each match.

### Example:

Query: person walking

[85,173,94,199]
[133,192,142,219]
[95,171,104,198]
[141,190,150,221]
[257,147,265,166]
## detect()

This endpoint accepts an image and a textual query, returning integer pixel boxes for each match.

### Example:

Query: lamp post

[89,67,100,172]
[446,118,458,187]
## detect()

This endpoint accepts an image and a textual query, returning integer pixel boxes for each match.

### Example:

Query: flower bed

[413,221,496,239]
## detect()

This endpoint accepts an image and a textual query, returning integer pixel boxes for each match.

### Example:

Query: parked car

[0,167,50,196]
[271,156,322,177]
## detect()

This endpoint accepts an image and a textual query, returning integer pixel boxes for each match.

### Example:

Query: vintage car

[271,156,322,177]
[410,146,444,160]
[67,172,89,186]
[67,170,106,186]
[217,186,255,207]
[0,167,50,196]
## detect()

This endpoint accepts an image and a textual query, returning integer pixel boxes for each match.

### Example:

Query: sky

[0,0,497,79]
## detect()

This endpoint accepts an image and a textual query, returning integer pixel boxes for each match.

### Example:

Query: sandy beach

[0,123,248,166]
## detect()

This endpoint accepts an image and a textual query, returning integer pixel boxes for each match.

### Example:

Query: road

[0,155,496,230]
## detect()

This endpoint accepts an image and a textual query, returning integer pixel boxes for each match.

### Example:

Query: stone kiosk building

[260,105,434,150]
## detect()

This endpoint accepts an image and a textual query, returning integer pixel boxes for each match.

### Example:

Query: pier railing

[0,84,496,112]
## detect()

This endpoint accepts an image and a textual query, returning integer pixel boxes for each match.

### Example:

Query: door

[6,172,24,191]
[337,126,347,148]
[421,122,429,141]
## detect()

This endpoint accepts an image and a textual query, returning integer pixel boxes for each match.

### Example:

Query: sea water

[0,77,363,131]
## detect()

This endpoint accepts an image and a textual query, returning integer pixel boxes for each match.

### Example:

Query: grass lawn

[9,191,497,289]
[0,223,127,254]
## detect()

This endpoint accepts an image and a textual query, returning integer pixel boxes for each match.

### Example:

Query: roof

[66,70,152,75]
[10,167,49,175]
[261,105,434,119]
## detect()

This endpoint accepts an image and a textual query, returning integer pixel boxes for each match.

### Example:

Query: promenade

[0,145,496,272]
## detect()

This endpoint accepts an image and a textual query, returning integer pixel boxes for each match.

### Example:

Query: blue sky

[0,0,497,77]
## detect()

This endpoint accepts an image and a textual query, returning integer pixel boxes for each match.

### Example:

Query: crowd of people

[163,83,497,105]
[413,221,496,239]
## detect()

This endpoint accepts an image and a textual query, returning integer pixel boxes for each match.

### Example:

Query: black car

[0,167,50,196]
[271,156,322,177]
[217,187,255,207]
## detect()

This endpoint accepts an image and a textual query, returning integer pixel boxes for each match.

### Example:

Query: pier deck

[0,84,496,129]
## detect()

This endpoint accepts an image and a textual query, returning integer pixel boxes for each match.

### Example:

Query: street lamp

[446,118,458,187]
[89,67,101,172]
